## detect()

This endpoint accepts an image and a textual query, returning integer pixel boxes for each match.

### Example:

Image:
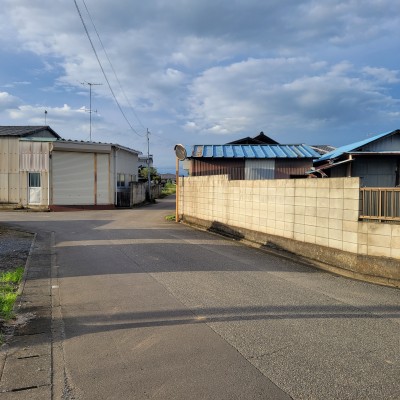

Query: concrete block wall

[178,175,400,285]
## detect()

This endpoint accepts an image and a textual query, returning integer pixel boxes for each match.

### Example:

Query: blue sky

[1,1,399,172]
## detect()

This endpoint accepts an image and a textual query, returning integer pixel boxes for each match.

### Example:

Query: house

[186,143,320,180]
[311,129,400,187]
[227,132,279,145]
[0,126,141,209]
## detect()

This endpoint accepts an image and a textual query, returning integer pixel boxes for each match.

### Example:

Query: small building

[0,126,141,209]
[227,132,279,145]
[311,129,400,187]
[186,144,320,180]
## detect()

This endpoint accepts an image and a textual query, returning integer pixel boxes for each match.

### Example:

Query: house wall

[178,176,400,287]
[190,159,245,180]
[363,134,400,152]
[245,159,275,180]
[275,159,312,178]
[115,149,139,183]
[352,157,397,187]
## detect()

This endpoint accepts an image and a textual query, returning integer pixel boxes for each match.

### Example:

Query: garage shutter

[52,152,94,205]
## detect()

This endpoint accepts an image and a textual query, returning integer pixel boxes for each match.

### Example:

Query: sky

[1,1,400,172]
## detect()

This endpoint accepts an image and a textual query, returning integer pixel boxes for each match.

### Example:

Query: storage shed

[187,144,320,180]
[311,129,400,187]
[0,126,141,209]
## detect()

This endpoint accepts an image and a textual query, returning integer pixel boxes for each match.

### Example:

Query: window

[29,172,41,188]
[117,173,125,187]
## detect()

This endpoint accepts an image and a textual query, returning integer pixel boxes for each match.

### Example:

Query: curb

[0,231,53,399]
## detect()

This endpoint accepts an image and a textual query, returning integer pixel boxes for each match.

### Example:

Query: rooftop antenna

[81,81,102,141]
[44,110,48,125]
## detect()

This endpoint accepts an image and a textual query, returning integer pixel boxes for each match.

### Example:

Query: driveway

[1,196,399,399]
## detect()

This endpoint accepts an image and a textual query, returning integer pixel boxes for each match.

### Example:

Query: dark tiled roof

[0,126,61,138]
[227,132,279,145]
[310,145,336,155]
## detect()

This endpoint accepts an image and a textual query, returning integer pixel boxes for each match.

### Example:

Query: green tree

[139,167,160,182]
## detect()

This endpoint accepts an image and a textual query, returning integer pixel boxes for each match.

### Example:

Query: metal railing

[360,188,400,221]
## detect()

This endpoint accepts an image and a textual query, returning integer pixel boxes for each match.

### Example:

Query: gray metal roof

[0,126,61,138]
[190,144,320,159]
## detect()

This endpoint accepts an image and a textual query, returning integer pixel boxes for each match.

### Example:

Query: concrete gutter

[182,216,400,289]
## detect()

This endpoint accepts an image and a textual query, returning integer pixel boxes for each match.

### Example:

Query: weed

[1,266,24,284]
[159,182,176,198]
[0,266,24,321]
[165,214,176,221]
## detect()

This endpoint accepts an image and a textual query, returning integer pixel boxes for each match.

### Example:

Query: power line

[81,0,147,132]
[73,0,145,137]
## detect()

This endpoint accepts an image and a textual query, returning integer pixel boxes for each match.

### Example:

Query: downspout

[114,146,118,206]
[346,154,353,177]
[48,143,53,208]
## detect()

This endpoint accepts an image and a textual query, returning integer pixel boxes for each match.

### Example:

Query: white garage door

[52,151,94,205]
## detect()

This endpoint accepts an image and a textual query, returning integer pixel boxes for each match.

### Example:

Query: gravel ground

[0,226,33,274]
[0,226,33,337]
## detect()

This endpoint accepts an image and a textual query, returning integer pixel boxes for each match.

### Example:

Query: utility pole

[81,82,102,141]
[44,110,47,125]
[147,129,151,201]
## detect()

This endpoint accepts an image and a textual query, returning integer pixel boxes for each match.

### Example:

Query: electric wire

[73,0,145,137]
[81,0,147,133]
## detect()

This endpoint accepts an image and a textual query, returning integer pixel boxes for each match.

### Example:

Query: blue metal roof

[317,130,397,162]
[190,144,320,159]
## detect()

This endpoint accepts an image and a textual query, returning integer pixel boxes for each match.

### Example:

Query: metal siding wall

[364,135,400,152]
[20,142,49,172]
[8,174,20,203]
[0,138,19,202]
[0,139,10,173]
[330,164,347,178]
[52,151,94,205]
[245,159,275,180]
[191,159,245,179]
[20,171,28,205]
[8,139,19,173]
[352,158,396,187]
[275,159,312,179]
[97,153,110,204]
[0,174,8,202]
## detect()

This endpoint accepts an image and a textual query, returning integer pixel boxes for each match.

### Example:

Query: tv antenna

[81,81,102,141]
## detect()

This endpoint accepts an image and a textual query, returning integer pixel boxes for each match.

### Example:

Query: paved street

[1,196,400,399]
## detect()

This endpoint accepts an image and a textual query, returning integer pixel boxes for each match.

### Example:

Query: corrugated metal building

[312,129,400,187]
[0,126,141,208]
[187,144,320,180]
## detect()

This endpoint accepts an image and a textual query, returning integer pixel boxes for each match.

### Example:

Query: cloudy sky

[1,1,399,171]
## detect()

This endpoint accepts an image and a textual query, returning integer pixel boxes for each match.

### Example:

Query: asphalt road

[2,196,400,399]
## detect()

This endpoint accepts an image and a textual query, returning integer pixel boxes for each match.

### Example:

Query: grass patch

[159,182,176,198]
[165,214,176,221]
[0,266,24,320]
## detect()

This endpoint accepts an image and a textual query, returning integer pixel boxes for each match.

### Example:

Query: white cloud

[186,58,400,139]
[0,92,21,109]
[1,0,399,164]
[362,67,400,84]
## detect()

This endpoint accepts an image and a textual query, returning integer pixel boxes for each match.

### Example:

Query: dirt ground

[0,226,33,336]
[0,226,33,274]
